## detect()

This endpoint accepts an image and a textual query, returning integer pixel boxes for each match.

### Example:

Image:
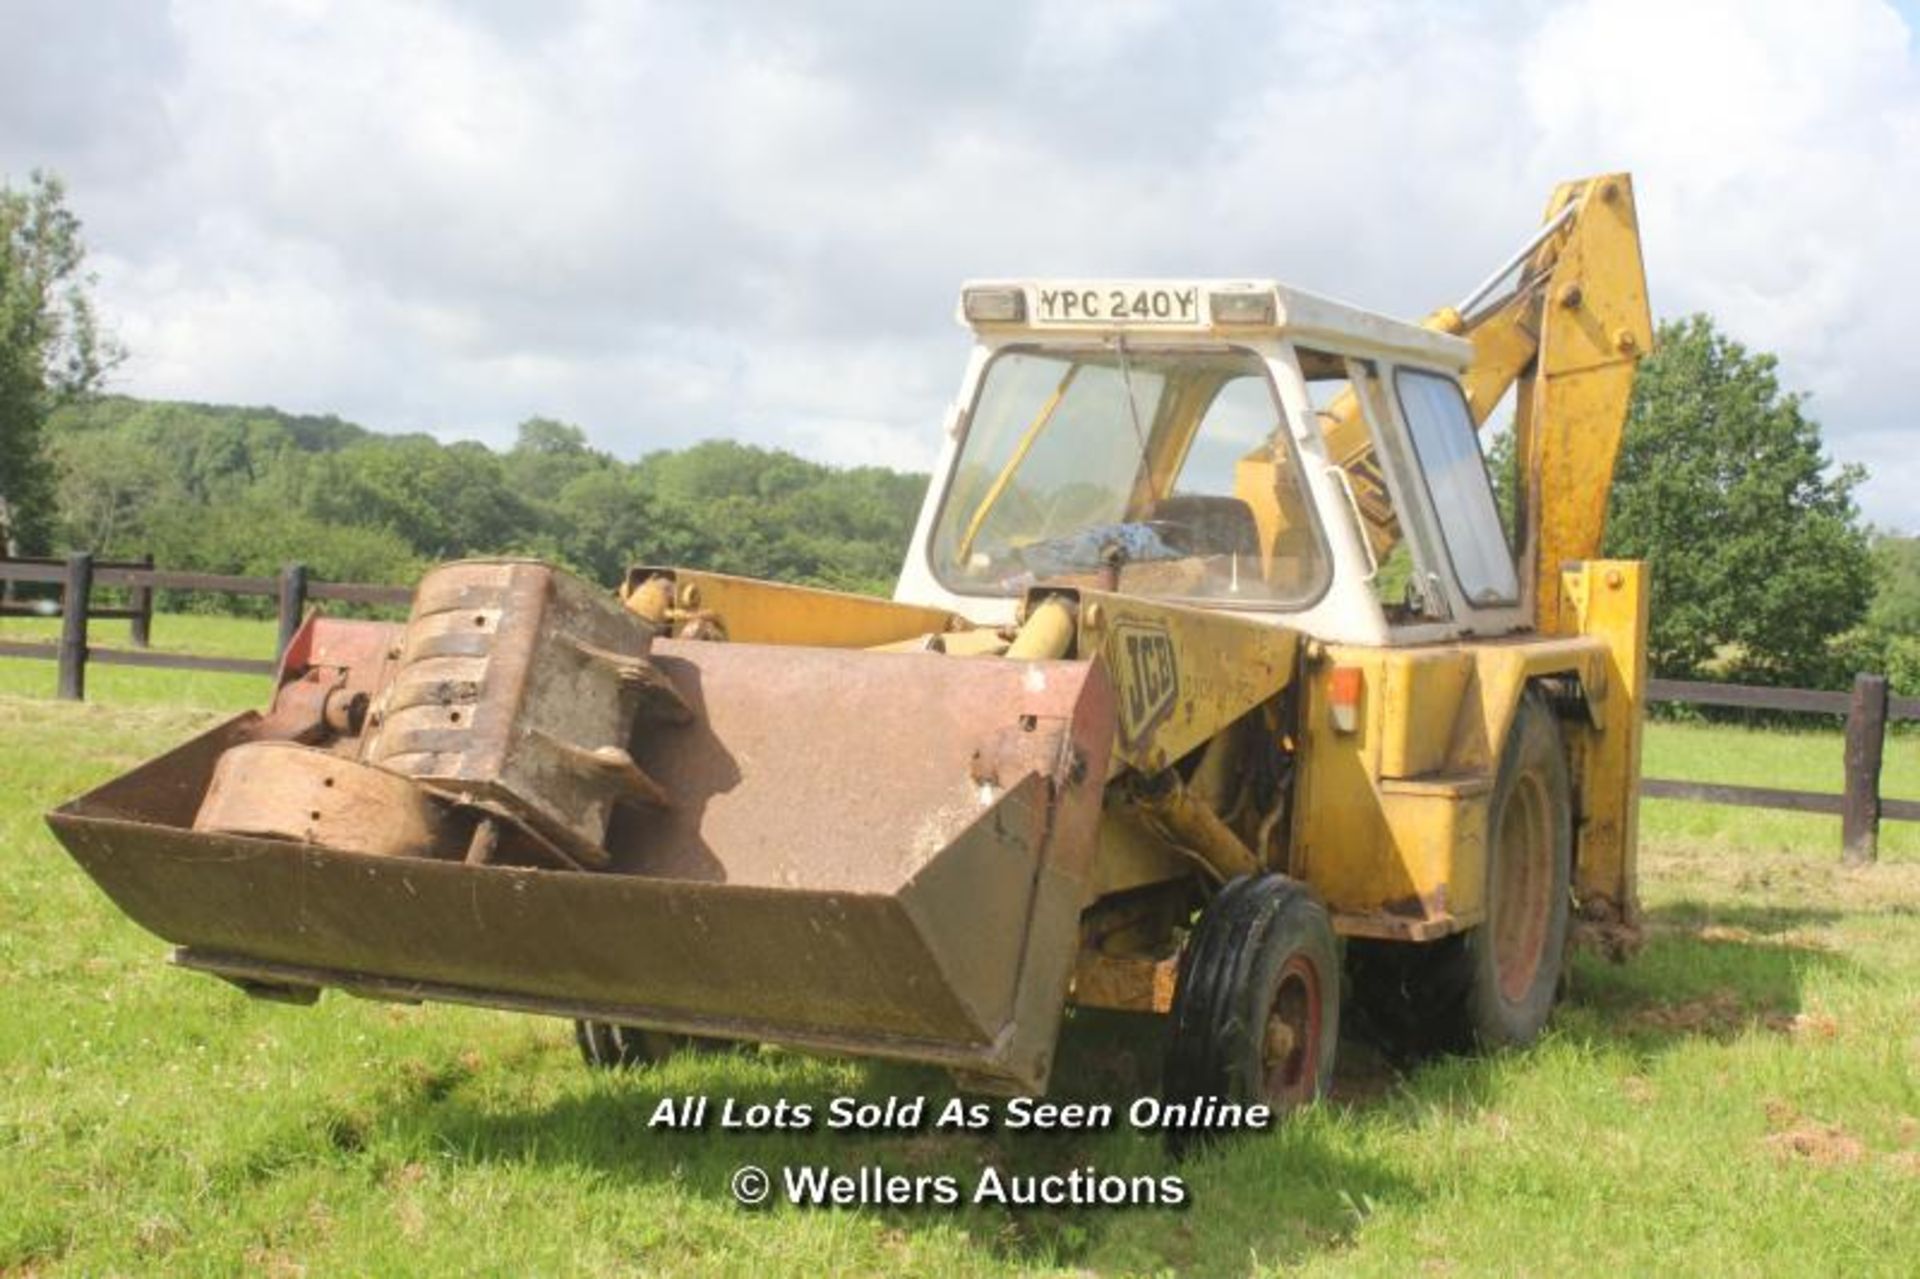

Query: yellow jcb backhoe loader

[49,173,1652,1110]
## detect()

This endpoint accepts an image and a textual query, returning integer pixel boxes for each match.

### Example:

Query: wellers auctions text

[648,1093,1273,1135]
[785,1164,1188,1208]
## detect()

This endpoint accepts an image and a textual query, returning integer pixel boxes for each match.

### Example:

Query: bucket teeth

[559,631,694,725]
[534,735,671,809]
[191,560,685,873]
[620,660,695,725]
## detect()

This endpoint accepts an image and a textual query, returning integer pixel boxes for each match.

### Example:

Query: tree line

[46,399,928,601]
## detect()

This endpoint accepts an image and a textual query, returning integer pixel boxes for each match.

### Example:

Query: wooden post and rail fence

[0,552,409,696]
[1,553,1914,864]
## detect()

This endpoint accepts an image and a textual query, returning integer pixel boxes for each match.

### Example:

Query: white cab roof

[958,278,1472,370]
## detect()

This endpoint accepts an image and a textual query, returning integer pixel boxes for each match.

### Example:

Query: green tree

[1867,533,1920,635]
[52,431,173,552]
[1603,315,1874,686]
[299,436,540,559]
[505,416,606,504]
[0,171,119,552]
[141,495,424,615]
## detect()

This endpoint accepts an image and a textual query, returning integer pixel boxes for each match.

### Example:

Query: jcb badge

[1111,621,1179,746]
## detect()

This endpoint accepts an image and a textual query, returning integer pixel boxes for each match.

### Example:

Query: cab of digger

[895,278,1533,647]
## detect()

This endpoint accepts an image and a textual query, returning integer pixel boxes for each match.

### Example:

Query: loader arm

[1318,173,1652,633]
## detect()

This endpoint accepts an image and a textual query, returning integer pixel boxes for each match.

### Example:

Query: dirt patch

[1760,1099,1868,1167]
[1781,1011,1840,1040]
[1642,844,1920,915]
[132,1215,182,1257]
[1638,915,1836,952]
[385,1162,429,1189]
[1763,1123,1867,1166]
[1626,989,1758,1037]
[1693,923,1833,952]
[241,1247,308,1279]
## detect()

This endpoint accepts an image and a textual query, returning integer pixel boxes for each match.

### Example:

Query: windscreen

[928,345,1330,607]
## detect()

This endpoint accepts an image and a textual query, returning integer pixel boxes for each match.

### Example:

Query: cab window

[1394,369,1520,606]
[929,345,1331,607]
[1297,351,1448,623]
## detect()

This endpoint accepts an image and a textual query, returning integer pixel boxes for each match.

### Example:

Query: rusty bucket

[47,638,1115,1092]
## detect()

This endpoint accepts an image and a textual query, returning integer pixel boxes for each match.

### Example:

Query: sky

[2,0,1916,528]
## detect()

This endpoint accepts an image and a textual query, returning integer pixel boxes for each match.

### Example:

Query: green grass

[1,655,1916,1275]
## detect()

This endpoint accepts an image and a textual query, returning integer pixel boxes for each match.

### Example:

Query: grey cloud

[0,0,1913,528]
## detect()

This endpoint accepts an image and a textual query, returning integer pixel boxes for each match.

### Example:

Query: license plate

[1033,285,1200,325]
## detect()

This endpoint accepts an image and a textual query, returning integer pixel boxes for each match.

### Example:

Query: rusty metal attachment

[355,560,678,869]
[195,743,453,858]
[258,615,399,744]
[182,561,690,873]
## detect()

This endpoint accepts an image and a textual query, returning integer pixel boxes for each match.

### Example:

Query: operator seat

[1147,494,1261,559]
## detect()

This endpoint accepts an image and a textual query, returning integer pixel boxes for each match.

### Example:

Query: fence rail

[0,560,411,604]
[0,553,410,698]
[1645,672,1913,865]
[1,553,1912,863]
[0,553,157,642]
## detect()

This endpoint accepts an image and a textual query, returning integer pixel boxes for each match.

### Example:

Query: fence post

[128,552,153,648]
[276,562,308,663]
[57,552,94,701]
[1842,672,1889,866]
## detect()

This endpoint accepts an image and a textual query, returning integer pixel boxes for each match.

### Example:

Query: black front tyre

[1164,874,1340,1113]
[573,1021,739,1070]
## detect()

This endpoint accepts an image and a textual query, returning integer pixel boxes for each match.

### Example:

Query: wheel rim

[1493,769,1553,1004]
[1261,953,1324,1105]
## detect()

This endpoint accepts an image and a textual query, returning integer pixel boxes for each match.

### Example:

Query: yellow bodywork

[1291,561,1646,940]
[627,557,1647,949]
[620,568,969,647]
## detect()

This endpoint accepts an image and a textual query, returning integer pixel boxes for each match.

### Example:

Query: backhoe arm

[1318,173,1651,632]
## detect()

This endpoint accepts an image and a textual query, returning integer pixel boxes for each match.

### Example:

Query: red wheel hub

[1261,953,1324,1105]
[1493,770,1553,1004]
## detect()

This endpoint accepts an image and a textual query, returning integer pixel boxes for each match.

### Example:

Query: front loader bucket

[47,641,1116,1092]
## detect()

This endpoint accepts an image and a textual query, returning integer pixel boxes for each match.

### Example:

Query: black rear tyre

[1347,688,1572,1057]
[1461,688,1573,1046]
[1164,874,1340,1115]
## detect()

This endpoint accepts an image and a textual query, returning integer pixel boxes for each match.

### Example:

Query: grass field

[2,619,1917,1275]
